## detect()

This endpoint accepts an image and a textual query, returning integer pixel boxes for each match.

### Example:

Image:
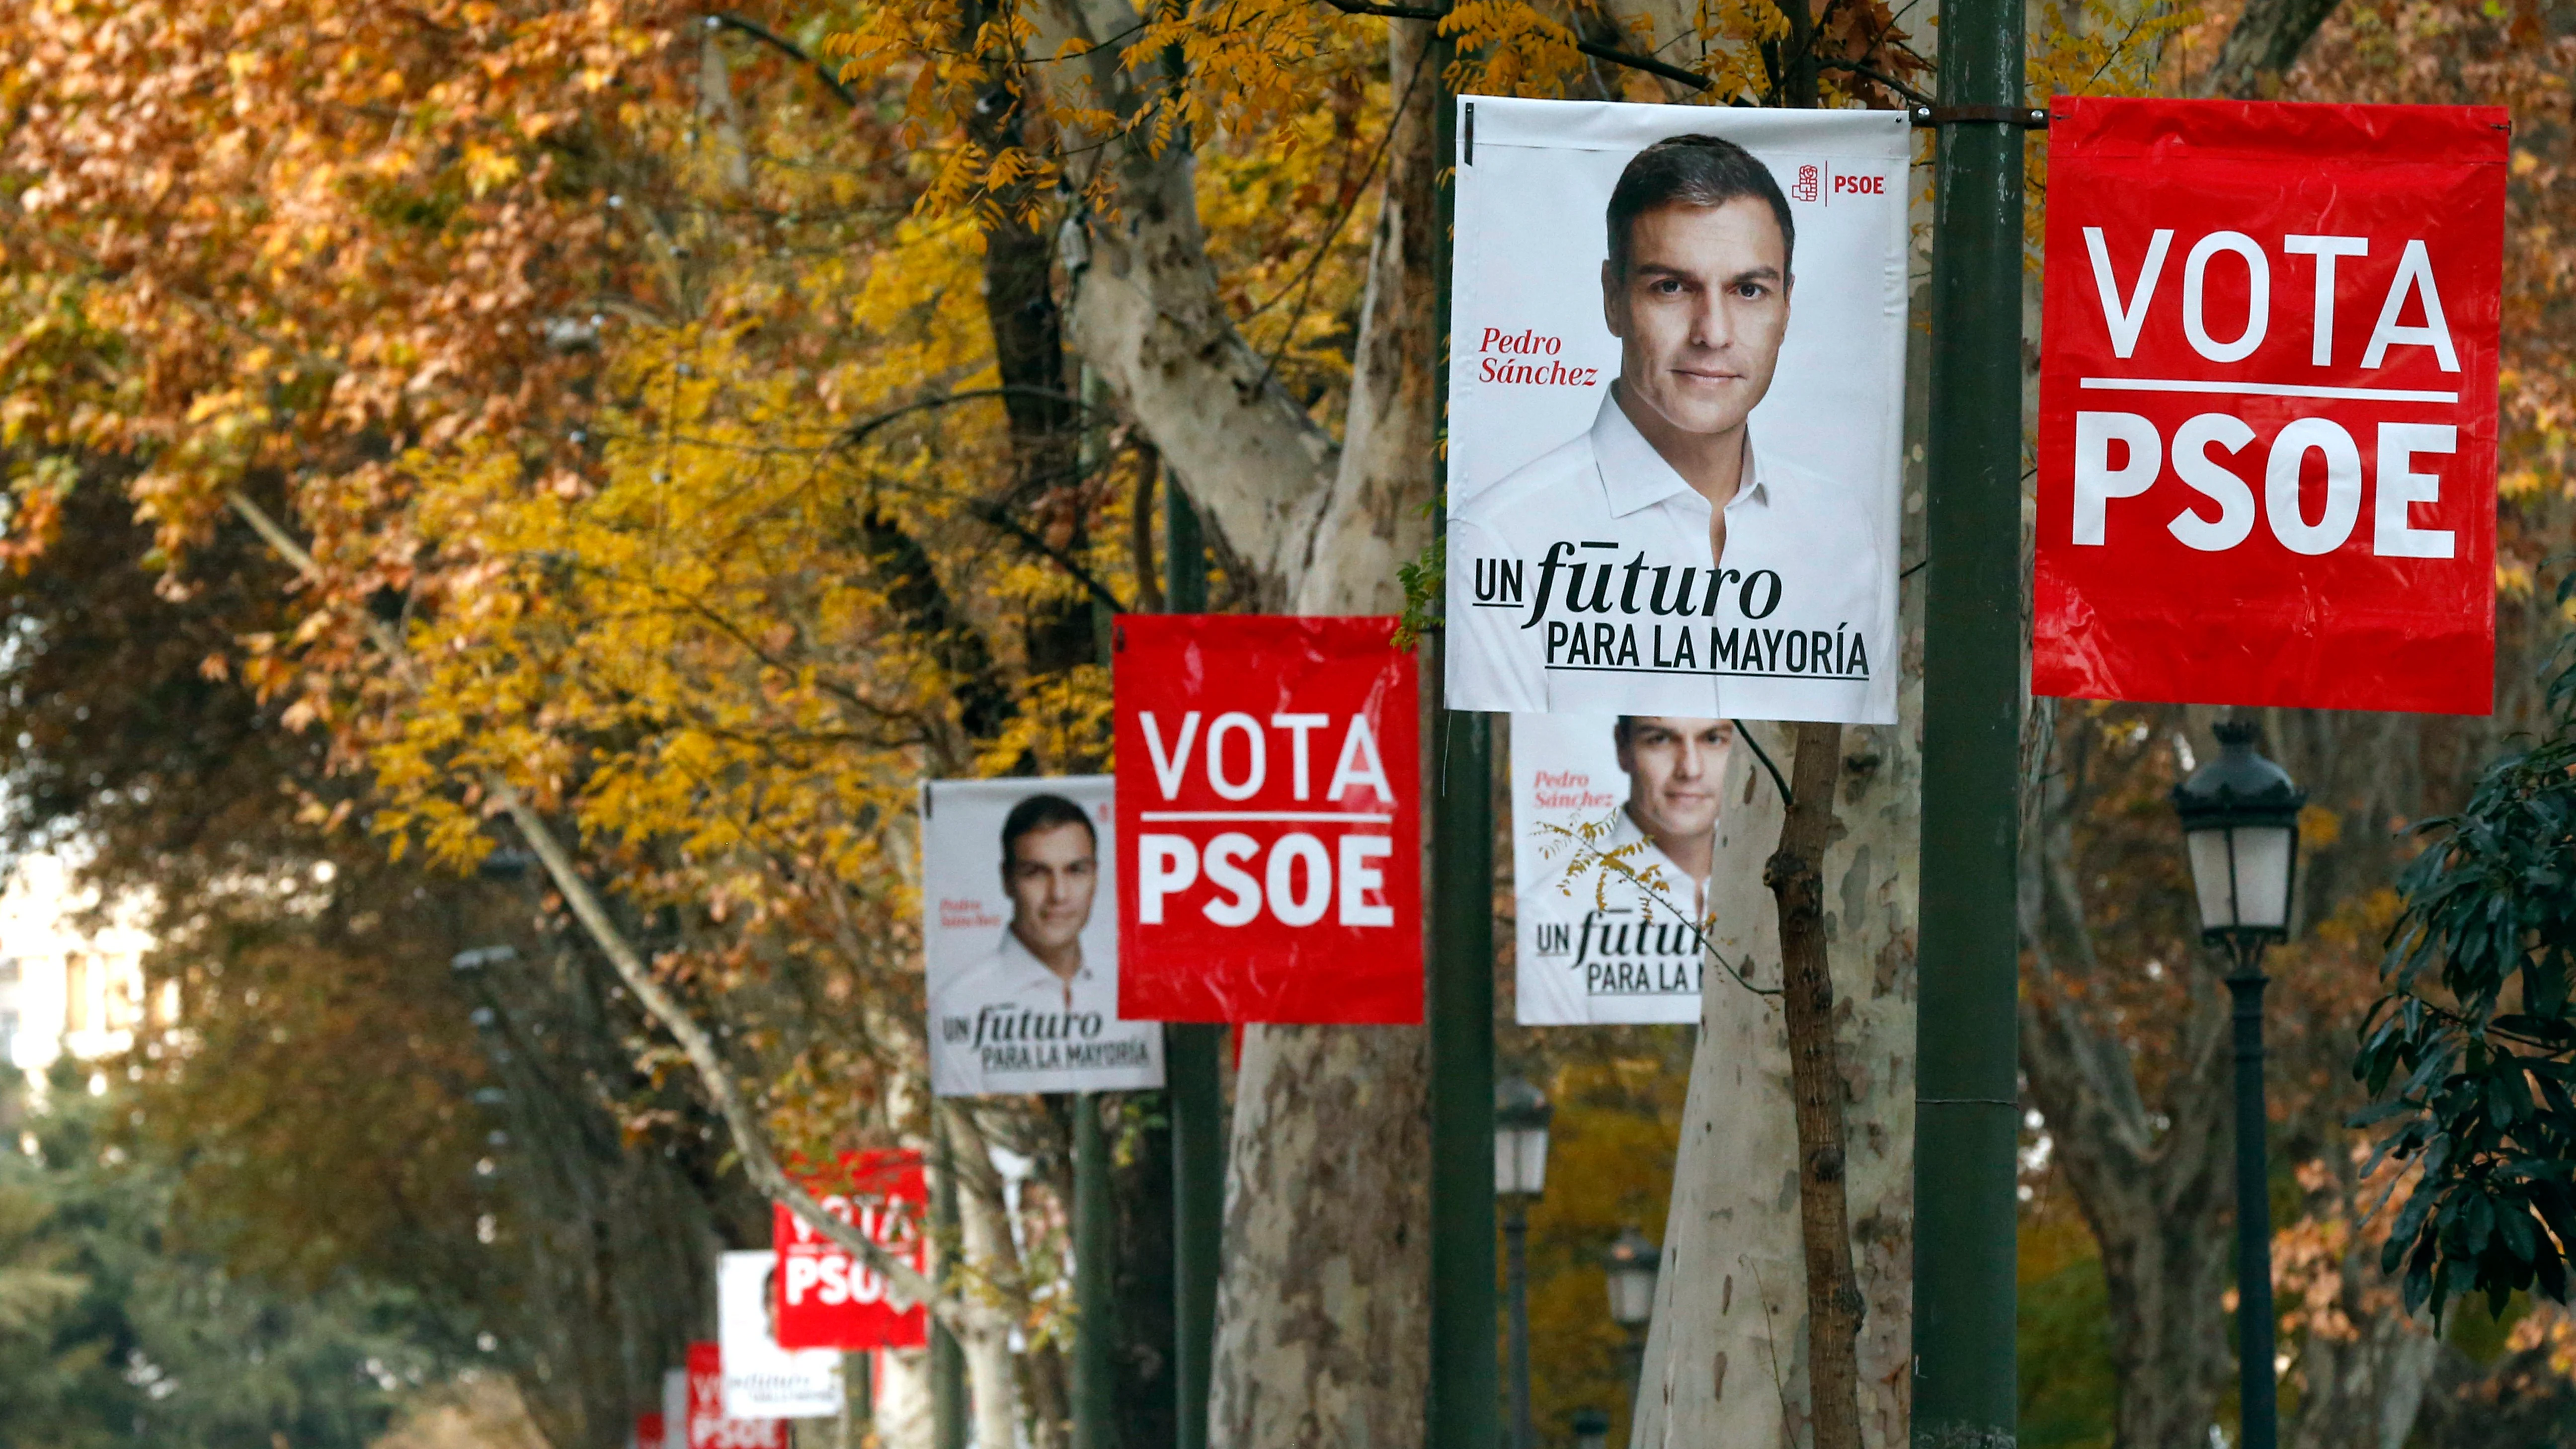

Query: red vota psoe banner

[771,1151,928,1352]
[1114,615,1422,1024]
[2034,97,2508,714]
[685,1342,784,1449]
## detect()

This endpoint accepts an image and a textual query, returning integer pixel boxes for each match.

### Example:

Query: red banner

[1114,615,1421,1023]
[2034,97,2508,714]
[635,1413,665,1449]
[685,1343,785,1449]
[771,1151,929,1352]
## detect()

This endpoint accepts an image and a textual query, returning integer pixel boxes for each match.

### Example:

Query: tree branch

[223,488,1004,1339]
[708,11,860,107]
[1316,0,1714,90]
[1764,721,1863,1449]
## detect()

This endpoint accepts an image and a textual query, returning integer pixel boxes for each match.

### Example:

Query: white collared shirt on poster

[1449,391,1891,722]
[927,924,1164,1096]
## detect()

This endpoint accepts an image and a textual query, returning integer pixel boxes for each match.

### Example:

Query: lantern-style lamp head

[1494,1076,1553,1198]
[1571,1408,1611,1449]
[2172,721,2305,947]
[1604,1227,1660,1329]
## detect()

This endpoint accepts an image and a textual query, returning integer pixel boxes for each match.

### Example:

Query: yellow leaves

[453,138,528,202]
[371,312,1014,901]
[1444,0,1588,98]
[2297,801,2343,851]
[2024,0,2202,254]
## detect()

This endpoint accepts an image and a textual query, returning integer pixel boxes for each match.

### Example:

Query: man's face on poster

[1003,820,1098,954]
[1602,197,1792,439]
[1617,717,1732,844]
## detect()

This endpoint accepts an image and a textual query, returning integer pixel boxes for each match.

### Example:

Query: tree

[0,1060,468,1449]
[0,473,768,1449]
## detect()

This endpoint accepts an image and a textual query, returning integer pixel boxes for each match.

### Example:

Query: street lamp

[1569,1407,1610,1449]
[1495,1077,1552,1449]
[1603,1227,1658,1426]
[2173,719,2303,1449]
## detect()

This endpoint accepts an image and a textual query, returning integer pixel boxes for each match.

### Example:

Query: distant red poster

[685,1342,785,1449]
[635,1413,665,1449]
[772,1151,929,1352]
[1114,615,1422,1023]
[2034,97,2507,714]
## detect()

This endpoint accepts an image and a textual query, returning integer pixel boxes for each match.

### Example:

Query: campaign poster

[1512,713,1730,1025]
[772,1150,929,1351]
[922,776,1164,1097]
[1444,97,1908,724]
[2033,97,2507,714]
[684,1340,788,1449]
[634,1414,665,1449]
[714,1252,841,1422]
[1114,615,1423,1024]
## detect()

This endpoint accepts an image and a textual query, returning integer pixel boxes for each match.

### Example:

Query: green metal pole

[1163,474,1224,1449]
[1074,1094,1116,1449]
[1912,0,2026,1439]
[1426,38,1499,1449]
[933,1115,969,1449]
[1427,694,1495,1449]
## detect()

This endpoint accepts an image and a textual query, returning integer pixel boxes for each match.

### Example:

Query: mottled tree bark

[875,1349,936,1448]
[1207,20,1442,1448]
[1208,1027,1430,1448]
[941,1103,1029,1449]
[1037,4,1441,1444]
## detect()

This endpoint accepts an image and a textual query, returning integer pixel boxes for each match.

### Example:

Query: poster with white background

[923,776,1163,1096]
[1445,97,1907,724]
[1512,713,1731,1024]
[716,1251,842,1421]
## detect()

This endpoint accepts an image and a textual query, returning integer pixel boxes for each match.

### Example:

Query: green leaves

[2349,610,2576,1323]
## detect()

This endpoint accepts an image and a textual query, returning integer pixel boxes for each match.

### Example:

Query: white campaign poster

[1445,97,1908,724]
[1512,713,1730,1024]
[924,776,1163,1097]
[716,1251,842,1421]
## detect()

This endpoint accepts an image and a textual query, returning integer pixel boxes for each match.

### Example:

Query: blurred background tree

[0,1057,470,1448]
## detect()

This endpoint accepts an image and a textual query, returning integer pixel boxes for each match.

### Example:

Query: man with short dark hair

[1449,133,1887,715]
[1610,715,1731,916]
[931,793,1104,1020]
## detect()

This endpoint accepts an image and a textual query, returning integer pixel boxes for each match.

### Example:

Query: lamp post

[1569,1407,1610,1449]
[1602,1227,1658,1428]
[2173,719,2304,1449]
[1495,1077,1552,1449]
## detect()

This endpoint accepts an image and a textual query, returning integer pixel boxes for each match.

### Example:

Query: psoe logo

[1831,172,1887,196]
[1792,163,1821,203]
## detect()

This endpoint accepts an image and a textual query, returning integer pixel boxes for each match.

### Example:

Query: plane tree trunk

[1036,4,1442,1445]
